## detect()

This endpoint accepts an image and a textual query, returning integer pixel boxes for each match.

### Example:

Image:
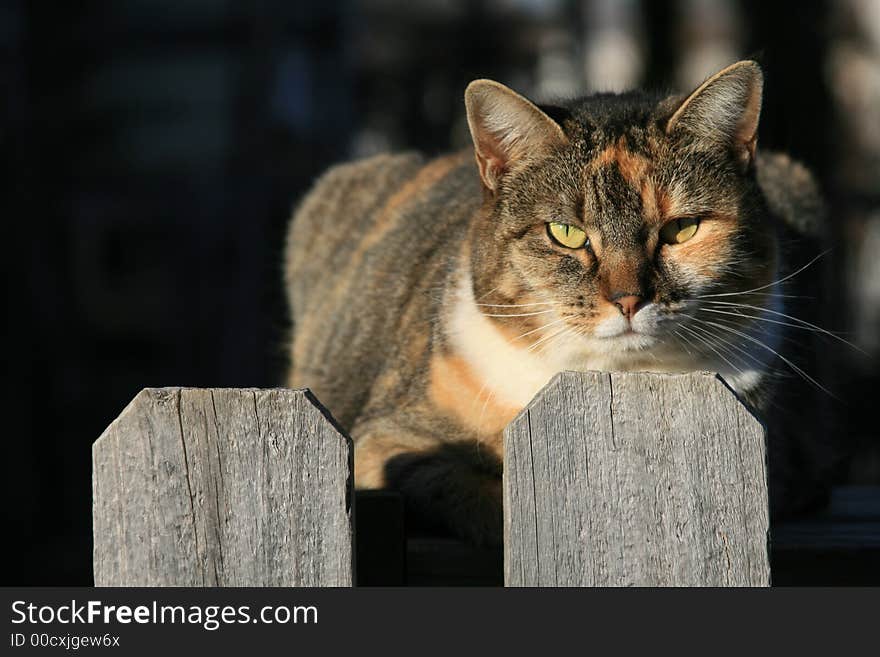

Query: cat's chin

[555,336,686,378]
[596,330,658,352]
[587,318,660,349]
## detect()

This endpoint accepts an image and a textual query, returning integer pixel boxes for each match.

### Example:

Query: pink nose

[613,295,643,320]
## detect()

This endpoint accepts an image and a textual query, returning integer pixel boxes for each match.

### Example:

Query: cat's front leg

[354,420,503,547]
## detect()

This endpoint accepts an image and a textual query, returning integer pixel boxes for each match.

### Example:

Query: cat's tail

[756,151,827,239]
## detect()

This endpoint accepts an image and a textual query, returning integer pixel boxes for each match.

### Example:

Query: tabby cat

[285,61,828,545]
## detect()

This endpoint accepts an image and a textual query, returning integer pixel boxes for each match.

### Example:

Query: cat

[284,60,830,546]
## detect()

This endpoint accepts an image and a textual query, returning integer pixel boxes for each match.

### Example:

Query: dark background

[4,0,879,585]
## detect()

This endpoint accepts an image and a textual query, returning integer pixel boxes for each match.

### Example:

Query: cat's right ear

[465,80,568,193]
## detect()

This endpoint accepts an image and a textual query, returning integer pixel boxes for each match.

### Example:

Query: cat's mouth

[593,310,657,340]
[587,302,684,350]
[597,325,640,338]
[592,325,660,351]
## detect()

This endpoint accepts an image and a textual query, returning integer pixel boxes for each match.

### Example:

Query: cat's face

[466,62,778,375]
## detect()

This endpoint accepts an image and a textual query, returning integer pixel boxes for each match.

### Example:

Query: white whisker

[526,325,570,353]
[672,328,697,357]
[509,316,569,342]
[687,318,768,371]
[475,286,499,302]
[480,309,556,318]
[475,301,555,308]
[698,318,835,397]
[695,250,829,298]
[678,323,745,376]
[476,387,497,437]
[695,311,808,350]
[697,300,866,353]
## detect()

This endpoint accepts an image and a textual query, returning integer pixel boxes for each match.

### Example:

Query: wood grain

[93,388,353,586]
[504,371,770,586]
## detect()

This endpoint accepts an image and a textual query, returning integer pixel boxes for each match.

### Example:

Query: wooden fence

[92,371,771,587]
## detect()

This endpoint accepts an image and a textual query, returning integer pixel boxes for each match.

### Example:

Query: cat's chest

[443,278,563,411]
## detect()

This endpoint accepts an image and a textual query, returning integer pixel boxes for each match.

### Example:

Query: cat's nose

[612,294,644,320]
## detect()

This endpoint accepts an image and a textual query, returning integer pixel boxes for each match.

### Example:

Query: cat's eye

[547,222,589,249]
[659,217,700,245]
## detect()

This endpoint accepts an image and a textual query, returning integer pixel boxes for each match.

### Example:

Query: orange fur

[593,139,664,226]
[593,139,653,184]
[428,353,519,450]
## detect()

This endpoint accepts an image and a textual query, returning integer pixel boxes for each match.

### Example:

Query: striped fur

[285,61,826,544]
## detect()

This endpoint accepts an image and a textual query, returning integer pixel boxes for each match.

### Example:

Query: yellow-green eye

[659,217,700,245]
[547,222,588,249]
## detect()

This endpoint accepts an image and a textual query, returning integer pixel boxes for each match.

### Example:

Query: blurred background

[4,0,879,585]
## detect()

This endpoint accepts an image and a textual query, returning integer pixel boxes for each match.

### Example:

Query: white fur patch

[446,272,560,407]
[445,268,780,407]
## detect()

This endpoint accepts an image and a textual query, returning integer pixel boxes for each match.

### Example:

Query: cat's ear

[465,79,568,193]
[665,60,763,168]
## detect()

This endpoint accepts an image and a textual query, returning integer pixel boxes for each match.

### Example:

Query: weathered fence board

[504,371,770,586]
[93,388,353,586]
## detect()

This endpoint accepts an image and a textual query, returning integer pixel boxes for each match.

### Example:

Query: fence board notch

[504,371,770,587]
[93,388,353,586]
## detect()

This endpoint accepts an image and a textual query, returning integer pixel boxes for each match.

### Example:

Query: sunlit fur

[465,123,781,401]
[285,61,826,545]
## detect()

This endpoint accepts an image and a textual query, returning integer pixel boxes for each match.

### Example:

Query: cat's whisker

[698,306,834,335]
[696,301,867,354]
[510,316,569,342]
[537,326,578,356]
[479,309,557,318]
[525,332,561,354]
[696,325,780,379]
[694,249,829,299]
[672,329,697,358]
[469,378,491,421]
[690,314,815,382]
[677,323,746,377]
[476,387,497,439]
[700,291,810,300]
[696,317,836,398]
[694,311,811,350]
[686,318,791,383]
[644,344,660,363]
[475,286,500,302]
[525,324,570,354]
[475,301,556,308]
[685,319,768,372]
[681,327,746,376]
[673,324,725,363]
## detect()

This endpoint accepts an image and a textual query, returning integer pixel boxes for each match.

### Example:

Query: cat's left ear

[465,79,568,193]
[666,60,763,169]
